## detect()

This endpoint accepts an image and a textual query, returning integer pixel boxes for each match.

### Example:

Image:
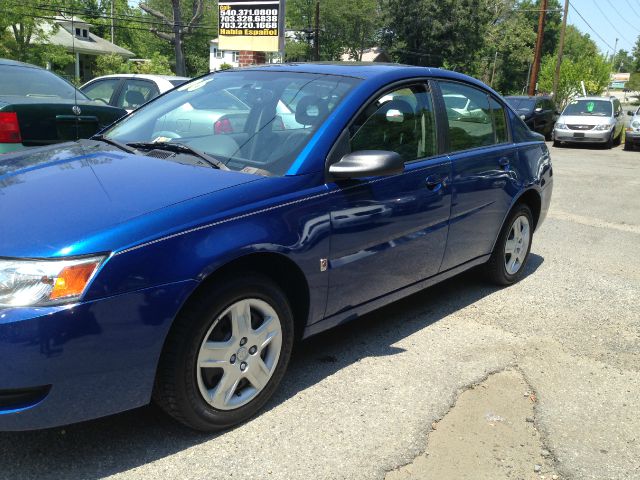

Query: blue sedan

[0,63,552,431]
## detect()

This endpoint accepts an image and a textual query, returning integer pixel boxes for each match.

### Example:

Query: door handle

[425,174,446,190]
[498,157,510,169]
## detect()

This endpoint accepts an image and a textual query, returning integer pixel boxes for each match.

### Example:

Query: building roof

[40,16,135,57]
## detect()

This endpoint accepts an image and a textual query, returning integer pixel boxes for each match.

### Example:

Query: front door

[325,83,452,317]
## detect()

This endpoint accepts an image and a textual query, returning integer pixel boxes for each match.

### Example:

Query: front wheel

[153,274,294,431]
[483,204,533,286]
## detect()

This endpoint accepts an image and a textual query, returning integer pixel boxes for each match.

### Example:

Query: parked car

[553,96,625,148]
[505,95,558,139]
[0,63,552,432]
[80,74,189,113]
[624,106,640,150]
[0,59,127,154]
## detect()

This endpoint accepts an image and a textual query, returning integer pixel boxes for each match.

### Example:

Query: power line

[606,0,640,34]
[592,0,634,47]
[624,0,640,18]
[568,2,615,51]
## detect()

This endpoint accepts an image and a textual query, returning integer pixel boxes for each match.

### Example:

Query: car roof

[0,58,42,69]
[505,95,551,100]
[87,74,189,81]
[573,96,615,101]
[224,62,497,94]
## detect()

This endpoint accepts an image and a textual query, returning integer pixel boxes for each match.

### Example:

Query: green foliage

[286,0,381,61]
[538,53,610,109]
[95,52,174,76]
[613,49,634,74]
[562,25,598,61]
[627,72,640,92]
[518,0,562,57]
[219,62,233,70]
[94,53,132,75]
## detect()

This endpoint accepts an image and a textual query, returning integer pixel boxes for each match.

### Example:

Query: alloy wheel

[504,215,530,275]
[196,298,282,411]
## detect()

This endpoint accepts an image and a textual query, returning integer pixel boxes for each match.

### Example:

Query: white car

[80,74,190,113]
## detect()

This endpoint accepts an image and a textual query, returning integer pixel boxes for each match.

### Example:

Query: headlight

[555,122,567,130]
[0,256,105,307]
[632,120,640,129]
[594,124,612,131]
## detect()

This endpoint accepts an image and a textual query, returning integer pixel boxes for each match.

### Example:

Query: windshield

[0,65,87,100]
[506,98,536,112]
[105,71,359,176]
[562,99,612,117]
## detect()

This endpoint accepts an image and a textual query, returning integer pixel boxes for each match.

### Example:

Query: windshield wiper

[92,135,138,154]
[127,142,230,170]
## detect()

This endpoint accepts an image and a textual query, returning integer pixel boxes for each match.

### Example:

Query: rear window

[0,65,86,100]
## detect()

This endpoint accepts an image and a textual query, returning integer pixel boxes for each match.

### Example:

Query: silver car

[553,96,625,148]
[624,106,640,151]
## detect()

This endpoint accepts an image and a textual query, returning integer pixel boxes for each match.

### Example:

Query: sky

[562,0,639,55]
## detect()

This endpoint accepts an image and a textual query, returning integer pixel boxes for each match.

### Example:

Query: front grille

[567,124,595,131]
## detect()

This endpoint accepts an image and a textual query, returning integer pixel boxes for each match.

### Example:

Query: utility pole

[490,51,498,87]
[607,38,618,94]
[528,0,548,96]
[111,0,115,44]
[313,1,320,61]
[552,0,569,99]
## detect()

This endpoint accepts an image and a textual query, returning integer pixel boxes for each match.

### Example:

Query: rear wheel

[483,204,533,286]
[624,141,633,151]
[605,132,614,149]
[153,274,294,431]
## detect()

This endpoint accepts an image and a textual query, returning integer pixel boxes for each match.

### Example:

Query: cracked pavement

[0,142,638,480]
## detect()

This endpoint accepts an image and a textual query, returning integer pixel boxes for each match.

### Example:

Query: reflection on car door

[437,81,516,271]
[325,83,452,317]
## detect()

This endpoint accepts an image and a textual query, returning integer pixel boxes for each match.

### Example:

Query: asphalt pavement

[0,142,638,480]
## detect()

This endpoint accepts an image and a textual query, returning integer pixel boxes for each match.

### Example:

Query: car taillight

[214,118,233,134]
[0,112,22,143]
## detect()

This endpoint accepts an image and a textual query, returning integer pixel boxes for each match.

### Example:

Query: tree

[613,49,633,73]
[383,0,495,68]
[286,0,381,61]
[632,36,640,72]
[466,0,536,94]
[518,0,562,58]
[538,53,610,109]
[140,0,205,76]
[561,25,598,62]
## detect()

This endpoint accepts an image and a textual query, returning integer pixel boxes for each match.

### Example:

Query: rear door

[325,82,452,316]
[81,78,123,107]
[436,80,516,271]
[114,79,160,111]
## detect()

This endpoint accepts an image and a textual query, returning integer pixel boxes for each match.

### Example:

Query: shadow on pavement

[0,255,544,479]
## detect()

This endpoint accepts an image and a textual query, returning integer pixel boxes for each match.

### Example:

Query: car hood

[0,142,261,257]
[558,115,613,126]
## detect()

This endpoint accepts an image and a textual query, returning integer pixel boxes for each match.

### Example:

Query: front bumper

[554,128,612,143]
[625,131,640,145]
[0,280,196,431]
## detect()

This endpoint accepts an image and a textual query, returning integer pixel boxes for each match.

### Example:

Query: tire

[483,204,534,286]
[153,273,294,431]
[605,132,614,149]
[553,139,561,148]
[624,141,633,151]
[615,129,622,146]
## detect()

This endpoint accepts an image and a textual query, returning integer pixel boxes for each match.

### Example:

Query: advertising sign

[218,0,283,52]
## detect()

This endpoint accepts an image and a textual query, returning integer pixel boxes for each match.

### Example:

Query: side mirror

[329,150,404,179]
[628,110,635,116]
[555,110,561,115]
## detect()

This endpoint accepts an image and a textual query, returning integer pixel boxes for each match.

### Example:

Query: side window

[489,97,508,144]
[82,79,120,105]
[116,80,160,110]
[439,82,493,152]
[350,84,437,162]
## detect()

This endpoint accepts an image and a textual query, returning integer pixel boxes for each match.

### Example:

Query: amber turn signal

[49,261,101,300]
